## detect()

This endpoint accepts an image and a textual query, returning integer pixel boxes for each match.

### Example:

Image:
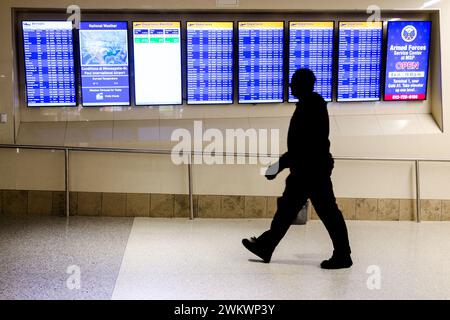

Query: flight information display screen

[289,21,334,102]
[384,21,431,101]
[338,22,383,102]
[187,22,234,105]
[133,22,182,105]
[238,22,284,104]
[22,21,76,107]
[79,22,130,106]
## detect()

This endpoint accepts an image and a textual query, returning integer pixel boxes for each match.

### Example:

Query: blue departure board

[79,22,130,106]
[338,22,383,102]
[187,22,234,104]
[22,21,76,107]
[289,22,334,102]
[384,21,431,101]
[238,22,284,104]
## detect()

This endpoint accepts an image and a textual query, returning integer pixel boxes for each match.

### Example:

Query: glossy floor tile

[112,219,450,300]
[2,217,450,300]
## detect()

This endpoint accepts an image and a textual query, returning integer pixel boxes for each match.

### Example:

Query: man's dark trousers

[258,163,351,255]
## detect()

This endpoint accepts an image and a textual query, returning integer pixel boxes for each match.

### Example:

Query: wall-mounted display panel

[337,21,383,102]
[79,21,130,106]
[22,21,76,107]
[187,22,234,105]
[133,22,182,105]
[238,22,284,104]
[288,21,334,102]
[384,21,431,101]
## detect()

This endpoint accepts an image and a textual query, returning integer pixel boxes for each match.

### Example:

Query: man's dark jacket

[279,92,333,174]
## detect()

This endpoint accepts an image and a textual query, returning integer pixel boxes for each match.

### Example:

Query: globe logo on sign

[401,25,417,42]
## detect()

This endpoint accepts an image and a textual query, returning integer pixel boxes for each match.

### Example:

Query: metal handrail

[1,143,449,162]
[0,143,443,222]
[2,144,280,158]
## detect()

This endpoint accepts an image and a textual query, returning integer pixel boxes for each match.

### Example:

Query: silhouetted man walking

[242,69,352,269]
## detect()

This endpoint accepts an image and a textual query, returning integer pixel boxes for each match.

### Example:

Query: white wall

[0,148,65,191]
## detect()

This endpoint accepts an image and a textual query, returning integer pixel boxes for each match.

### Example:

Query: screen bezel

[22,20,78,108]
[287,21,335,103]
[383,20,432,102]
[185,21,235,106]
[237,21,285,105]
[336,21,383,103]
[132,21,184,107]
[78,20,132,107]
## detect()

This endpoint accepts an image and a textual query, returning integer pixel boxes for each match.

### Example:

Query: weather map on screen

[22,21,76,107]
[79,22,130,106]
[133,22,182,105]
[338,22,383,102]
[187,22,234,105]
[289,22,334,102]
[384,21,431,101]
[238,22,284,104]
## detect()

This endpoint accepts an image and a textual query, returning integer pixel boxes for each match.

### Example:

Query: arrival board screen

[289,22,334,102]
[384,21,431,101]
[133,22,182,105]
[338,22,382,102]
[22,21,76,107]
[79,22,130,106]
[238,22,284,103]
[187,22,233,104]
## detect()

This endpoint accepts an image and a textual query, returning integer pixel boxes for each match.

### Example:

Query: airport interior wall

[1,0,450,220]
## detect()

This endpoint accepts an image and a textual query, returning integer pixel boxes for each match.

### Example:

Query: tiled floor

[1,216,450,300]
[0,216,133,300]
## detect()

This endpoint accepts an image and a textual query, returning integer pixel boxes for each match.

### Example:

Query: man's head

[290,68,316,99]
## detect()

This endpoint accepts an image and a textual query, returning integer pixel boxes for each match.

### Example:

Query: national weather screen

[384,21,431,101]
[133,22,182,105]
[238,22,284,104]
[338,22,382,102]
[289,22,334,102]
[79,22,130,106]
[187,22,233,104]
[22,21,76,107]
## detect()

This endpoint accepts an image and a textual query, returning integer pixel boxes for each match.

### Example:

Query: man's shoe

[320,253,353,269]
[242,237,273,263]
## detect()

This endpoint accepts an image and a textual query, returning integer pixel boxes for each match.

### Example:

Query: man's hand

[265,162,281,181]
